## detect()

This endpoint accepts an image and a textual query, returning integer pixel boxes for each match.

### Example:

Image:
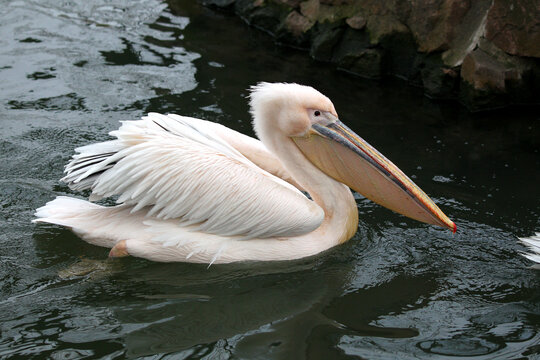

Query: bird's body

[34,83,455,264]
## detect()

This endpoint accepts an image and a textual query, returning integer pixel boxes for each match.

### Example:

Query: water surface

[0,0,539,358]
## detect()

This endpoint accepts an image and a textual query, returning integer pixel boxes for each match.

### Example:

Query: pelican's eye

[314,110,321,116]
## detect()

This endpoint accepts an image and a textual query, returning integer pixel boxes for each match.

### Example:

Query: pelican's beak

[293,117,456,232]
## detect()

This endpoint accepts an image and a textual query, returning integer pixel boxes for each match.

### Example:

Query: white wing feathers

[63,140,123,191]
[520,233,540,268]
[62,113,323,239]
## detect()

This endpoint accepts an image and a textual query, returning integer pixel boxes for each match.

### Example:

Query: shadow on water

[0,0,539,358]
[26,226,431,358]
[24,247,424,358]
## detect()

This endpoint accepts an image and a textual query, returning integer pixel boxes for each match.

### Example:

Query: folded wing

[61,113,323,239]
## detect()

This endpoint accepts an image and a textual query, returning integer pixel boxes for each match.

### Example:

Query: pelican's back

[36,113,324,248]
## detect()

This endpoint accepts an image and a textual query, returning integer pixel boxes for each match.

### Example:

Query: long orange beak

[293,118,456,232]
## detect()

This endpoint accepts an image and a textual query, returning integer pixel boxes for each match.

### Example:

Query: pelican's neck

[263,133,358,243]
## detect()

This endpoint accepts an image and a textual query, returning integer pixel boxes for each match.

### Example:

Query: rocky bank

[203,0,540,112]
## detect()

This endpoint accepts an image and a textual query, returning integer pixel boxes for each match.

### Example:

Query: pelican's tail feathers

[519,233,540,270]
[32,196,129,248]
[33,196,102,228]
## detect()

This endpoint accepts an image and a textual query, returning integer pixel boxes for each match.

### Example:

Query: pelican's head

[249,82,456,232]
[250,82,339,139]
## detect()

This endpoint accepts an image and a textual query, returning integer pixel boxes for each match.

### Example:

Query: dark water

[1,0,539,358]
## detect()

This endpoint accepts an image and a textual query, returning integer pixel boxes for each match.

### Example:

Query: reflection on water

[0,0,539,358]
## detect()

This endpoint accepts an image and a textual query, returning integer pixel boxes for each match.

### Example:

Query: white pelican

[34,83,456,264]
[519,233,540,269]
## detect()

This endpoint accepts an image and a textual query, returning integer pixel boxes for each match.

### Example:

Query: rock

[275,10,313,47]
[202,0,236,8]
[250,7,283,34]
[378,31,419,81]
[462,49,509,92]
[310,22,345,61]
[460,46,537,110]
[204,0,540,111]
[332,27,371,61]
[284,10,314,37]
[485,0,540,58]
[421,55,460,98]
[301,0,361,24]
[407,0,470,53]
[234,0,258,19]
[332,28,382,78]
[337,48,383,79]
[346,15,366,30]
[366,14,409,45]
[300,0,319,21]
[440,0,493,67]
[235,0,288,35]
[273,0,303,8]
[320,0,351,5]
[479,38,539,104]
[57,258,122,280]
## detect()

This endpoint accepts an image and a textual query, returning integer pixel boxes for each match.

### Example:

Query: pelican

[519,233,540,269]
[34,83,456,264]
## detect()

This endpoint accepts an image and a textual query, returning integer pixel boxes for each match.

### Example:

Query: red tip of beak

[452,222,457,233]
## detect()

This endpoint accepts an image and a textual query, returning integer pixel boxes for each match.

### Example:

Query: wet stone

[346,15,366,30]
[202,0,236,8]
[58,258,121,280]
[421,55,460,99]
[310,22,345,62]
[331,27,382,78]
[459,45,539,110]
[337,48,382,79]
[485,0,540,58]
[218,0,540,111]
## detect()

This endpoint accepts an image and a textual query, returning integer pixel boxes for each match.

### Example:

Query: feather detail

[519,233,540,269]
[61,113,324,240]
